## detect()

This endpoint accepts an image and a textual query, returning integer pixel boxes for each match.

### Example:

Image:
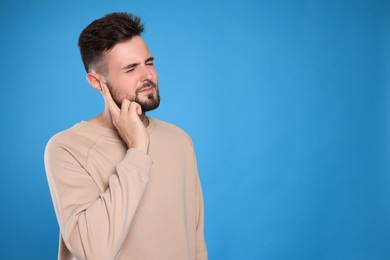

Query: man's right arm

[45,140,152,260]
[45,80,151,259]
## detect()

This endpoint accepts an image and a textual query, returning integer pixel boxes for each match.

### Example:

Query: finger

[129,102,143,117]
[120,99,130,116]
[100,82,120,115]
[136,104,142,116]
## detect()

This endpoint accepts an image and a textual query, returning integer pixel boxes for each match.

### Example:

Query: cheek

[151,68,158,80]
[117,75,137,89]
[109,78,135,96]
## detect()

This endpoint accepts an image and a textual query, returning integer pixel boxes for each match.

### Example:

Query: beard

[134,80,160,112]
[107,79,160,112]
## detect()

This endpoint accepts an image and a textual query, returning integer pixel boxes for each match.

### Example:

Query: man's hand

[101,82,150,153]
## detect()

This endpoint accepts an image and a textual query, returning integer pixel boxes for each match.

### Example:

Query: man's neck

[88,108,149,129]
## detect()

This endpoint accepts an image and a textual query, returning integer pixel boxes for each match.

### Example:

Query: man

[45,12,207,260]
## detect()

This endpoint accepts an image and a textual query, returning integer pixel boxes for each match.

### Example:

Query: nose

[141,65,153,81]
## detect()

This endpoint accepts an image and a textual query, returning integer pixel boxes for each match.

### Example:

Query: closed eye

[145,57,155,66]
[125,67,135,73]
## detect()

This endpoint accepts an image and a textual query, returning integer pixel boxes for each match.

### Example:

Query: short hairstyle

[78,12,144,73]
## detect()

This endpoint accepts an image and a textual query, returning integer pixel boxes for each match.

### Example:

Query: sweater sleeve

[195,173,208,260]
[45,140,152,260]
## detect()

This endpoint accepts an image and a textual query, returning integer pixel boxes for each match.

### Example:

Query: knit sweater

[44,117,207,260]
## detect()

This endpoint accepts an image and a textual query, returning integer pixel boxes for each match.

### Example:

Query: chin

[139,94,160,112]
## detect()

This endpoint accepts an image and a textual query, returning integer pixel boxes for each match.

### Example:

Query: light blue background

[0,0,389,259]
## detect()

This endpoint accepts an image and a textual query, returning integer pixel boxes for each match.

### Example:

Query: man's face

[102,36,160,112]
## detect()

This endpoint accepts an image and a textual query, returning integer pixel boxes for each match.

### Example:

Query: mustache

[136,80,157,94]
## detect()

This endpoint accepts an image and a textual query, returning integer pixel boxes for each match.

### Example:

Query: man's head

[79,12,160,112]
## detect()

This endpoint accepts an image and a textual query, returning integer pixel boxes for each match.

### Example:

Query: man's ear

[86,72,104,91]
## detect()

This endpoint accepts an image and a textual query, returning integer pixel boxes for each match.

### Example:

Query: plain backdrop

[0,0,389,259]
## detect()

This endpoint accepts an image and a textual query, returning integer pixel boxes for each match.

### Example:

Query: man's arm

[45,142,152,260]
[45,82,151,259]
[194,156,208,260]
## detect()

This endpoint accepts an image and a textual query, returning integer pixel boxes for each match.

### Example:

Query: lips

[138,86,154,94]
[140,85,153,91]
[137,80,157,94]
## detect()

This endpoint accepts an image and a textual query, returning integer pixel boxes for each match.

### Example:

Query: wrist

[131,144,149,154]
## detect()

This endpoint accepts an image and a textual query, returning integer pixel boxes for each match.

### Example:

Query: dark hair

[78,12,144,73]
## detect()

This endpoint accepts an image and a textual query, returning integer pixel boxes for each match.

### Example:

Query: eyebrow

[121,56,155,71]
[145,57,155,63]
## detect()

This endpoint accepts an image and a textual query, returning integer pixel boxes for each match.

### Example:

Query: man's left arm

[195,168,208,260]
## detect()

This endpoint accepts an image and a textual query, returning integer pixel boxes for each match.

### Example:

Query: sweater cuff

[119,148,153,178]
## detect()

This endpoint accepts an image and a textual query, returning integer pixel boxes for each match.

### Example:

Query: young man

[45,12,207,260]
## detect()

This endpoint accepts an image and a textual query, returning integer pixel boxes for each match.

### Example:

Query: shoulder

[150,117,194,147]
[45,122,106,158]
[48,122,97,146]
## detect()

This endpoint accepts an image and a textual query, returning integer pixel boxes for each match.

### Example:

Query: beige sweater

[45,118,207,260]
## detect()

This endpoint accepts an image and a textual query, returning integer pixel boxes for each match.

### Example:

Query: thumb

[129,102,143,117]
[136,104,143,116]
